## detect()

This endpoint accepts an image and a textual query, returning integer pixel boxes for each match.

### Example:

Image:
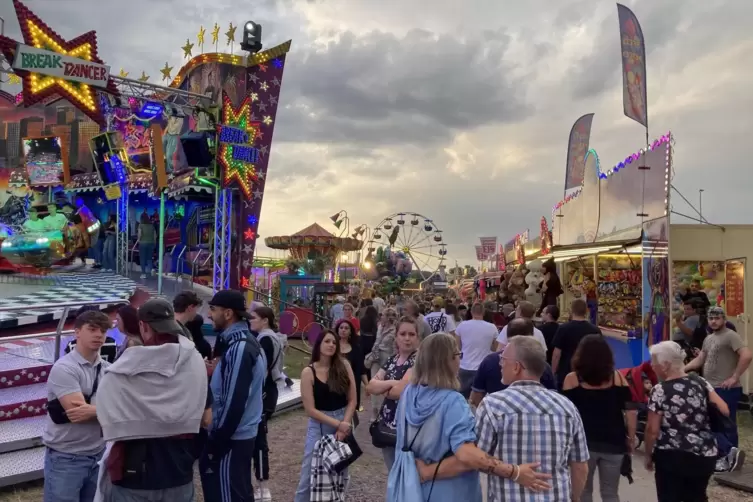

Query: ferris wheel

[366,212,447,278]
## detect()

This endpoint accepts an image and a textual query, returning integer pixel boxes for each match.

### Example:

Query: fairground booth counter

[550,133,752,390]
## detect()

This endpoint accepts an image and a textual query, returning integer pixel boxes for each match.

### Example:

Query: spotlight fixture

[241,21,263,53]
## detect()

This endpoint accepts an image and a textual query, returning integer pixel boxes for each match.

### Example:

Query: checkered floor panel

[0,271,156,329]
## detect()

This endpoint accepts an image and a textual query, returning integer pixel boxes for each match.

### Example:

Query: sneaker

[261,486,271,501]
[715,456,731,472]
[254,487,262,500]
[140,274,147,279]
[728,447,746,472]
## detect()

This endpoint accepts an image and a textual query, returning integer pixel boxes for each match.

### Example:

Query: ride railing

[0,299,128,361]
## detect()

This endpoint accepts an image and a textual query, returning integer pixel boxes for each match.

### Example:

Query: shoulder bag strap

[89,363,102,399]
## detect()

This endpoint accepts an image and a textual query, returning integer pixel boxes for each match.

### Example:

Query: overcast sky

[2,0,751,266]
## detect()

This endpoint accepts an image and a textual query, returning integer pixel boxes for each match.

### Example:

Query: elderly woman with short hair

[645,341,730,502]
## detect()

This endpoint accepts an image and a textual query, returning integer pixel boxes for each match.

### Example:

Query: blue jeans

[294,408,347,502]
[714,386,742,455]
[139,242,155,274]
[43,447,103,502]
[103,234,116,270]
[109,482,194,501]
[90,234,103,265]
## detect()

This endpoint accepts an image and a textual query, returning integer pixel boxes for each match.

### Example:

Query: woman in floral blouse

[645,341,730,502]
[366,316,420,469]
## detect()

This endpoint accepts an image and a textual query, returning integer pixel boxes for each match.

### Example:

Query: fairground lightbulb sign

[12,44,111,88]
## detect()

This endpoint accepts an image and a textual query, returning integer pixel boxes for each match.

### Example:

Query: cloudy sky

[2,0,751,266]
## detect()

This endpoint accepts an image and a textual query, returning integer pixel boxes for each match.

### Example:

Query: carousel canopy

[265,222,363,260]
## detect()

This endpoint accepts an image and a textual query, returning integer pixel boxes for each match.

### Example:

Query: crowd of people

[42,285,751,501]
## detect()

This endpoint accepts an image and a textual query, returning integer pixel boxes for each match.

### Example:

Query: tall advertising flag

[617,3,648,128]
[563,113,594,193]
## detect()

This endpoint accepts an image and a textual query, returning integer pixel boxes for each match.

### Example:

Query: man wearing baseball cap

[200,290,267,501]
[95,299,209,500]
[686,306,751,472]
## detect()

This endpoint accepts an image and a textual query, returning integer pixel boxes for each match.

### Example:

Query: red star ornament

[241,276,250,288]
[6,0,119,126]
[244,228,255,240]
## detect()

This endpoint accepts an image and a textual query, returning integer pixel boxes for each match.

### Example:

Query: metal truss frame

[110,76,210,108]
[213,188,232,293]
[115,184,129,275]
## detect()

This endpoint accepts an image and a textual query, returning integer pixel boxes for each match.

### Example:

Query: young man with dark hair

[540,304,560,364]
[95,299,209,500]
[551,299,602,389]
[201,290,267,501]
[43,310,112,502]
[173,290,213,359]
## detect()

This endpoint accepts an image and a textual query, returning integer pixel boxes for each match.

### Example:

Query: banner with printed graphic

[480,237,497,258]
[564,113,594,193]
[475,245,485,261]
[617,4,648,127]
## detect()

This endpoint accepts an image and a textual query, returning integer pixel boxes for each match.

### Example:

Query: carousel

[265,222,363,264]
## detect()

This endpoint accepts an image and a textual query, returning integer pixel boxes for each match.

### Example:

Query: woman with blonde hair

[365,307,398,418]
[388,333,550,501]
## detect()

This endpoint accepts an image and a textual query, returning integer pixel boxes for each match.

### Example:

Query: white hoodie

[95,335,208,441]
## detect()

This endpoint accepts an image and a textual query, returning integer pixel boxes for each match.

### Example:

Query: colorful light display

[0,0,119,126]
[218,92,258,198]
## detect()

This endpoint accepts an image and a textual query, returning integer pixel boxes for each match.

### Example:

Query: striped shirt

[476,380,589,502]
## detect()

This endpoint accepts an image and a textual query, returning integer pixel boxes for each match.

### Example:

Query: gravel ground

[1,409,751,501]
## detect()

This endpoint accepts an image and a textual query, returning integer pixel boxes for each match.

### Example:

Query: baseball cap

[208,290,251,319]
[138,299,185,336]
[707,306,725,318]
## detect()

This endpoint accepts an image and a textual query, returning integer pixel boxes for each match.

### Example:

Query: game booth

[549,135,673,366]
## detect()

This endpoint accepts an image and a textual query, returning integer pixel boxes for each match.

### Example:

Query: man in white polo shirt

[43,310,111,502]
[455,302,498,398]
[496,301,547,350]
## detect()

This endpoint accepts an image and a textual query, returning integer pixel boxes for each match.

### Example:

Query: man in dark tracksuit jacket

[200,290,267,502]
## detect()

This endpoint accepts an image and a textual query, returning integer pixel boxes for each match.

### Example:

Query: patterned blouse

[647,376,717,457]
[379,352,417,429]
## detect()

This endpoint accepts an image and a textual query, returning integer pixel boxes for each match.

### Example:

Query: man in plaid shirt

[476,336,590,501]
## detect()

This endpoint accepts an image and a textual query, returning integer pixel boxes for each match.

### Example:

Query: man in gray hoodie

[95,298,209,501]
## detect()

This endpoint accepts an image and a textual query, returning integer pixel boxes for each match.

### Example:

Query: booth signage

[725,260,745,317]
[232,145,259,164]
[12,44,111,88]
[219,125,250,145]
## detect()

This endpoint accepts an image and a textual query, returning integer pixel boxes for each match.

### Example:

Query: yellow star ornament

[182,39,194,58]
[160,62,173,82]
[197,26,206,49]
[138,71,150,82]
[211,23,221,45]
[225,23,237,46]
[8,73,21,85]
[118,68,129,78]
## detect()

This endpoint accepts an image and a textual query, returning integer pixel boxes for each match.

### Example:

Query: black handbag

[332,431,363,473]
[369,419,397,448]
[47,364,101,425]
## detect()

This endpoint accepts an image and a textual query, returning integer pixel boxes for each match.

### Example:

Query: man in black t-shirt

[551,299,602,389]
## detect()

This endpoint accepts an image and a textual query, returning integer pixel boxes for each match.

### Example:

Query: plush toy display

[524,259,544,309]
[508,268,527,303]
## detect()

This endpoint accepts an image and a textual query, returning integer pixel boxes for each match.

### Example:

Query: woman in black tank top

[294,330,356,502]
[562,335,637,502]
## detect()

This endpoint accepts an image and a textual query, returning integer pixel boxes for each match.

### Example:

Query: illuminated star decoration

[244,228,255,240]
[247,215,258,226]
[138,71,149,82]
[182,39,194,59]
[118,68,129,78]
[225,23,237,46]
[3,0,120,126]
[218,91,258,198]
[7,73,21,85]
[197,26,206,52]
[160,62,173,82]
[211,23,220,45]
[263,115,273,126]
[241,276,250,288]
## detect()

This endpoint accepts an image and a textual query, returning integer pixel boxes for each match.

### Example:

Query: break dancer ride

[0,0,295,489]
